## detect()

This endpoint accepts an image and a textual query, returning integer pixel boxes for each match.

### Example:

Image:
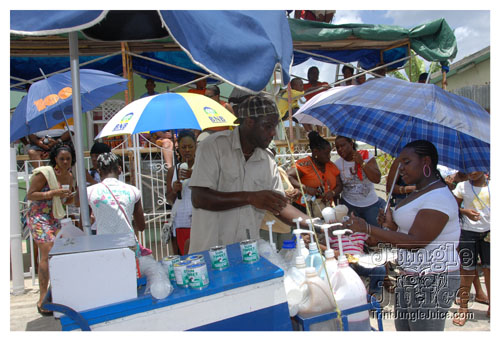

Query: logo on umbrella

[112,112,134,132]
[203,106,226,124]
[33,87,73,112]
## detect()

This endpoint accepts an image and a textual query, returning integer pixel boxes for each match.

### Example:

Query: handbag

[100,182,152,257]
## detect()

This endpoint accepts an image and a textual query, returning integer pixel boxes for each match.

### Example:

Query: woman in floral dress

[27,142,75,315]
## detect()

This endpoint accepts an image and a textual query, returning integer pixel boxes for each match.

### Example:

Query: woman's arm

[166,166,182,205]
[26,173,68,201]
[132,200,146,232]
[362,158,381,184]
[286,166,317,196]
[322,174,343,203]
[347,208,450,250]
[352,151,381,184]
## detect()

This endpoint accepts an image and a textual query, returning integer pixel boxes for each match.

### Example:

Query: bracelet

[365,221,371,235]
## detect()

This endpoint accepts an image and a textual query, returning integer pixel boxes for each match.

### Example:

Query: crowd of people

[19,70,489,332]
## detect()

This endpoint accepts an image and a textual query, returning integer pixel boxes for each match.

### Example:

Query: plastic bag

[139,255,173,300]
[257,239,287,270]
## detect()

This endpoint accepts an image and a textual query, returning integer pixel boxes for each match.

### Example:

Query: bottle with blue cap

[278,239,297,270]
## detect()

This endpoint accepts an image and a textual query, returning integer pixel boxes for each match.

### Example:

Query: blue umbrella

[10,69,128,143]
[10,10,293,93]
[294,77,490,173]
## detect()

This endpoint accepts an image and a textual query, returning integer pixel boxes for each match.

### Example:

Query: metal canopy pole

[69,32,91,234]
[10,147,25,295]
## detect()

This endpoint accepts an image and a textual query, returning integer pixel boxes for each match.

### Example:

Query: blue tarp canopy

[11,10,293,93]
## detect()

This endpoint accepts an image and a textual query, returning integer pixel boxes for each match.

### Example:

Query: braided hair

[49,141,76,167]
[97,152,121,176]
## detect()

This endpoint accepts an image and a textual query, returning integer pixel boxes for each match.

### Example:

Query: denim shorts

[458,229,490,270]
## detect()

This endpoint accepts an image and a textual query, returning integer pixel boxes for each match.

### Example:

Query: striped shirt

[329,232,369,255]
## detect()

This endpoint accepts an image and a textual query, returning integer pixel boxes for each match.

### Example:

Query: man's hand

[248,190,288,215]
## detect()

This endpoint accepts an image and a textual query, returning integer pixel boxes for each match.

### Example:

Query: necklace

[413,179,441,193]
[242,150,253,157]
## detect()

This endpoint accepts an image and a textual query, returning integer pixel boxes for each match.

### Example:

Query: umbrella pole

[171,130,181,200]
[385,166,399,214]
[69,32,92,235]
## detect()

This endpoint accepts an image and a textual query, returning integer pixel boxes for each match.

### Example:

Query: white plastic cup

[335,205,349,222]
[321,207,335,224]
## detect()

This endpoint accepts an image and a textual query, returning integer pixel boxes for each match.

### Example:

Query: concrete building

[430,46,490,111]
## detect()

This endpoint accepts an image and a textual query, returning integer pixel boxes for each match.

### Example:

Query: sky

[291,10,491,84]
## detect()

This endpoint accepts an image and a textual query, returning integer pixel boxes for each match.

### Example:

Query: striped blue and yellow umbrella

[96,92,237,138]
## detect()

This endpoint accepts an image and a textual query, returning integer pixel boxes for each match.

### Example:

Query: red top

[294,156,340,207]
[303,82,329,101]
[188,88,206,95]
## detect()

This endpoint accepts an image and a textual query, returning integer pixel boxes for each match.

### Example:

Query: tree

[389,51,441,82]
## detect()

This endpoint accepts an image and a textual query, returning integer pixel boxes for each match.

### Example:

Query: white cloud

[332,10,364,24]
[384,10,489,62]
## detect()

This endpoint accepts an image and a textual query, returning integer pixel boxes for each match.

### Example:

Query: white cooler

[48,233,138,318]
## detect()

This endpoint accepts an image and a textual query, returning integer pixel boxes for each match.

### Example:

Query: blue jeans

[394,270,460,331]
[351,262,386,295]
[340,197,385,227]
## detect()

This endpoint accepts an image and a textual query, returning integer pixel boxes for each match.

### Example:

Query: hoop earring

[423,164,431,178]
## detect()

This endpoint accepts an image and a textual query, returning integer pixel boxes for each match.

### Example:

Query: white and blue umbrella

[294,77,490,173]
[96,92,237,139]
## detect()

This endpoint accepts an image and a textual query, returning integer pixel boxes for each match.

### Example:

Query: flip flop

[475,297,489,305]
[37,304,53,317]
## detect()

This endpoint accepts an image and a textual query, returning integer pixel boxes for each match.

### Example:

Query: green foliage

[388,70,408,81]
[404,51,426,82]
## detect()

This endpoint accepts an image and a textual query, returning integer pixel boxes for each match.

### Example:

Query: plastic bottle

[318,223,342,281]
[305,241,324,273]
[278,240,296,270]
[292,228,312,259]
[331,229,371,331]
[57,218,85,239]
[283,256,308,317]
[298,267,340,331]
[304,219,323,270]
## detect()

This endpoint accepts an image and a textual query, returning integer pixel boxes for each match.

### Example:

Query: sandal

[452,308,468,327]
[37,304,53,317]
[475,296,489,305]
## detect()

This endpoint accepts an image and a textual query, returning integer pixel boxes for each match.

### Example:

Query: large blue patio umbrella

[10,69,128,143]
[294,77,490,174]
[10,10,294,235]
[10,10,293,93]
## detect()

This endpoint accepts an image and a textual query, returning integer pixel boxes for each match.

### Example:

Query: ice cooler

[57,243,292,331]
